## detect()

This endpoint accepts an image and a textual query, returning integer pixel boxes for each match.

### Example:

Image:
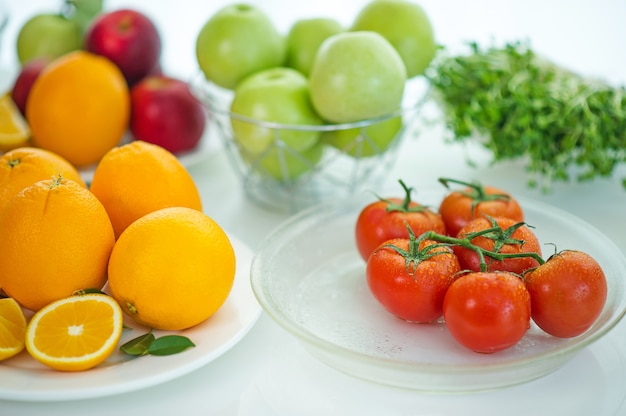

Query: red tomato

[453,216,542,274]
[366,238,461,323]
[524,250,607,338]
[443,271,531,353]
[438,179,524,237]
[356,182,446,261]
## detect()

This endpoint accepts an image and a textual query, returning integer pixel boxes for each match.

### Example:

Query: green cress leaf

[426,41,626,191]
[120,332,156,356]
[147,335,196,356]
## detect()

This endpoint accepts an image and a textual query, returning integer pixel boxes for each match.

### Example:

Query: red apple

[84,9,161,86]
[10,57,49,116]
[130,75,207,154]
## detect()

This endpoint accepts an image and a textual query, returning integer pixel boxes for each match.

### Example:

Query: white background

[1,0,626,415]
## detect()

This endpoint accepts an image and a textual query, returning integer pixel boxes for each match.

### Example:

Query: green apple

[196,4,285,90]
[244,140,325,182]
[65,0,104,37]
[285,17,343,77]
[309,31,406,123]
[322,115,402,158]
[351,0,437,78]
[16,14,82,64]
[230,67,323,155]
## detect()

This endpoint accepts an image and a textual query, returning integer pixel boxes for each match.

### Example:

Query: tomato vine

[385,217,545,273]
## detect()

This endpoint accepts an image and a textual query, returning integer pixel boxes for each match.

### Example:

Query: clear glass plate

[250,190,626,393]
[0,236,261,402]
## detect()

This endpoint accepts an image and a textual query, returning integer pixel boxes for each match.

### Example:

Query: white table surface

[2,0,626,415]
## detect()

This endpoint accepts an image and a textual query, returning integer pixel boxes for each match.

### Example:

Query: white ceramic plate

[251,190,626,393]
[0,236,261,402]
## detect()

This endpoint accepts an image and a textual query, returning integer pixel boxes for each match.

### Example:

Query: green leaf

[147,335,195,356]
[120,332,156,356]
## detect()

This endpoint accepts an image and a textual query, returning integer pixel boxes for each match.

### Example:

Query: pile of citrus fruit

[0,141,236,372]
[0,1,230,372]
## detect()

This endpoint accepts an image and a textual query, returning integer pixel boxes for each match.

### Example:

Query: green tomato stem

[439,177,511,206]
[376,179,431,214]
[416,227,546,272]
[381,225,455,276]
[376,179,544,273]
[382,220,545,275]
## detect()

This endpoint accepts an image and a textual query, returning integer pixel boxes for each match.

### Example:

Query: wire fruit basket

[192,73,429,213]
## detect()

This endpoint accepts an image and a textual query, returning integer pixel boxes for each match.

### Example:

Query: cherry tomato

[443,271,531,353]
[366,238,461,323]
[453,216,542,274]
[524,250,607,338]
[356,181,446,261]
[438,178,524,237]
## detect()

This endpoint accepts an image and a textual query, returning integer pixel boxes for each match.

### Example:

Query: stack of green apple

[195,0,436,183]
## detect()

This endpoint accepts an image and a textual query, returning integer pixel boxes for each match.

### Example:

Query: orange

[0,297,27,361]
[0,146,86,215]
[0,93,30,151]
[90,140,203,239]
[25,294,123,371]
[26,50,130,168]
[107,206,236,330]
[0,175,115,311]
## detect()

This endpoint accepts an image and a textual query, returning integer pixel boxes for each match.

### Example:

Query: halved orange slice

[0,93,30,151]
[0,297,27,361]
[25,294,123,371]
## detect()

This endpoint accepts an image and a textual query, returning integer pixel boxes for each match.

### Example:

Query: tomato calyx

[381,226,453,276]
[465,215,528,253]
[439,177,511,213]
[380,216,545,276]
[378,179,431,214]
[417,220,546,272]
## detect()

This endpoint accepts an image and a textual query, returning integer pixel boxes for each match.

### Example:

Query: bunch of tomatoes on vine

[355,178,608,354]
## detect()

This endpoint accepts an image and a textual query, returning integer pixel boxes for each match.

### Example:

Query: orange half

[0,94,30,151]
[25,294,123,371]
[0,297,27,361]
